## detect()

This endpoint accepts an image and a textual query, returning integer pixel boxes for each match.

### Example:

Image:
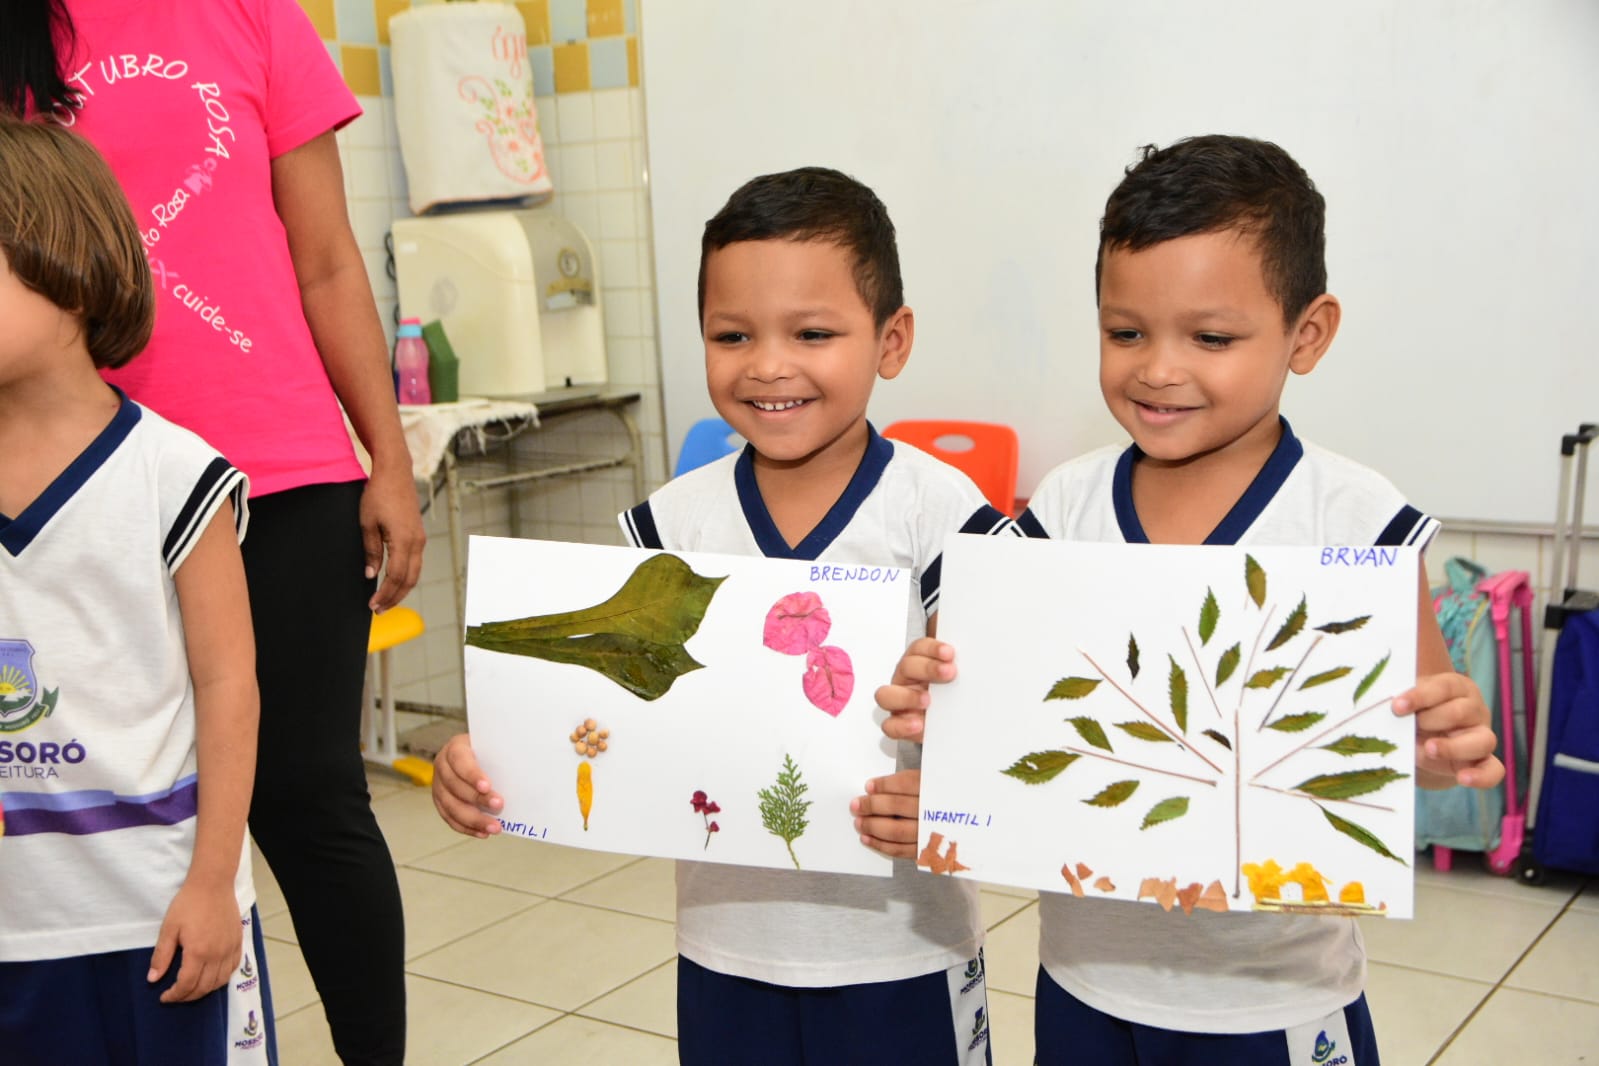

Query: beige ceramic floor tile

[1360,880,1564,982]
[250,842,288,921]
[373,786,475,865]
[1504,907,1599,1004]
[987,988,1035,1066]
[560,857,674,921]
[1572,879,1599,914]
[1414,858,1586,905]
[411,836,636,897]
[261,934,320,1017]
[472,1014,678,1065]
[981,889,1034,930]
[405,974,560,1066]
[409,899,676,1010]
[272,1004,341,1066]
[578,958,676,1037]
[981,880,1039,900]
[1363,962,1492,1066]
[1434,987,1599,1065]
[981,901,1040,996]
[365,764,412,802]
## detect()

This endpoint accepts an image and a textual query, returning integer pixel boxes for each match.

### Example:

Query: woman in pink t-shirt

[3,2,419,1062]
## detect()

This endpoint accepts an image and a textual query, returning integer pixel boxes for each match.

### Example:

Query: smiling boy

[435,167,1018,1065]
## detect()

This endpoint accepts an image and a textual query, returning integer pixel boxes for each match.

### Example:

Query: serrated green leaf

[1127,634,1141,680]
[1246,666,1293,690]
[1317,805,1408,865]
[1115,721,1173,743]
[1315,615,1371,635]
[1265,596,1308,651]
[1267,711,1327,733]
[1292,767,1410,800]
[1199,588,1219,645]
[1215,643,1241,687]
[1083,780,1140,808]
[1353,654,1390,705]
[1068,716,1113,752]
[1245,554,1266,608]
[1000,750,1081,784]
[1047,676,1102,700]
[1202,728,1233,749]
[1318,735,1399,757]
[1140,796,1190,830]
[1168,656,1189,734]
[1300,666,1353,690]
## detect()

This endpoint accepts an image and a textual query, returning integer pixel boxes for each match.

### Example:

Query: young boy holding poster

[433,167,1019,1065]
[866,136,1504,1064]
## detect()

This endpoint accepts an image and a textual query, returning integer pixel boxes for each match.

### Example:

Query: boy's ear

[1287,293,1340,375]
[876,305,914,381]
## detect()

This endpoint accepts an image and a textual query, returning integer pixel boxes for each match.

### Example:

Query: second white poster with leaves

[919,536,1420,918]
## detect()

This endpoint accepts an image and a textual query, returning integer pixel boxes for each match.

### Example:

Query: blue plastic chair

[674,417,743,476]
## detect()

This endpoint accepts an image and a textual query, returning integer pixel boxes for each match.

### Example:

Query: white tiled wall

[335,88,668,715]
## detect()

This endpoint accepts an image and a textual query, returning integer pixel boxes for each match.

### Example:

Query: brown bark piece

[1176,882,1203,915]
[1093,876,1115,893]
[1194,880,1229,913]
[1075,862,1093,880]
[1060,863,1084,897]
[918,833,946,873]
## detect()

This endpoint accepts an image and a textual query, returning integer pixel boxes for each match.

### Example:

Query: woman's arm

[271,130,424,611]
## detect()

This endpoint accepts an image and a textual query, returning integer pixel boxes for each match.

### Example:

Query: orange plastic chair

[882,420,1019,514]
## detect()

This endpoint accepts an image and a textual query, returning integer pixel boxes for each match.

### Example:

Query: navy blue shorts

[1035,967,1379,1066]
[0,905,277,1066]
[678,951,994,1066]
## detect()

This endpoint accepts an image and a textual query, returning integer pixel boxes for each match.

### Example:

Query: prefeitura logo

[0,640,57,734]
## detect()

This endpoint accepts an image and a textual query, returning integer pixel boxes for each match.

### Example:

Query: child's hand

[1393,671,1505,790]
[432,733,504,837]
[149,880,243,1003]
[875,638,957,741]
[851,770,922,859]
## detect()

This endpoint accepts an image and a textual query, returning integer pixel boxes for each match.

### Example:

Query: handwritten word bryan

[808,566,901,584]
[1319,547,1399,567]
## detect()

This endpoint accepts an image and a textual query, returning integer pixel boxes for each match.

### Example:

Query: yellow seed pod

[1339,881,1365,904]
[577,761,593,830]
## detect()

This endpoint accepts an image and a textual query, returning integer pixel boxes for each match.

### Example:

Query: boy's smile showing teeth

[750,398,811,412]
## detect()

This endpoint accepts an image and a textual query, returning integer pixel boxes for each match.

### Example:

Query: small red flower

[708,822,720,834]
[693,790,722,849]
[691,790,708,813]
[704,801,721,815]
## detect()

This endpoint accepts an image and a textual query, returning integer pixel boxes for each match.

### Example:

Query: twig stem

[1064,747,1218,787]
[1182,627,1225,720]
[1250,782,1395,813]
[1257,634,1324,732]
[1079,651,1226,775]
[1251,694,1398,782]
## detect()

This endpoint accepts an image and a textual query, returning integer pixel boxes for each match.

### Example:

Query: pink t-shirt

[66,0,366,496]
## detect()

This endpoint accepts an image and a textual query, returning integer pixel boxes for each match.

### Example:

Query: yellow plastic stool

[363,607,434,787]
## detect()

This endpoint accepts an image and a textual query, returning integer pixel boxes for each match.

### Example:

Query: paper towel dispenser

[392,209,607,397]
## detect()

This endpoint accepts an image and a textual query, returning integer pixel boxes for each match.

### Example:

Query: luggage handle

[1546,423,1598,631]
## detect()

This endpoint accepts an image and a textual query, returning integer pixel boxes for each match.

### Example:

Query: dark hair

[1096,135,1327,325]
[0,119,153,368]
[0,0,79,118]
[698,166,904,329]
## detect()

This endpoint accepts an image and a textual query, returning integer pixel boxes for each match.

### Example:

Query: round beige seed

[597,740,608,752]
[583,718,597,732]
[573,741,587,755]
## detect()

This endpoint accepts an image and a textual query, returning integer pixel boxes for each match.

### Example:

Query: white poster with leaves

[918,536,1420,919]
[463,536,908,877]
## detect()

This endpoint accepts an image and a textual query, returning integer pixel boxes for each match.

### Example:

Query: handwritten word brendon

[1319,548,1399,567]
[808,566,901,584]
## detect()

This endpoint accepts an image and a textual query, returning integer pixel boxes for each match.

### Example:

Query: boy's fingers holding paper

[432,734,503,837]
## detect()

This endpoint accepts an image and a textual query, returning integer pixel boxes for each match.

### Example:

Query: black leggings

[242,481,405,1065]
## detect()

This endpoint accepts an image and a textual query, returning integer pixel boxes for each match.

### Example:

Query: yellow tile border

[340,44,382,97]
[518,0,552,46]
[554,41,591,93]
[298,0,337,40]
[626,35,638,88]
[374,0,409,46]
[587,0,625,38]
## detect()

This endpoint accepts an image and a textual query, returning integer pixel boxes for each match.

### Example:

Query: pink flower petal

[704,801,721,814]
[802,644,854,716]
[708,822,720,833]
[763,592,832,654]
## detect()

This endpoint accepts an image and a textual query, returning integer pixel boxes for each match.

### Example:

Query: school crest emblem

[0,640,56,733]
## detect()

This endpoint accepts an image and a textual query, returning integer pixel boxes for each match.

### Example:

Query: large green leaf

[1318,805,1408,865]
[1115,721,1174,743]
[1300,666,1353,690]
[1292,767,1410,800]
[1199,588,1219,645]
[1315,615,1371,635]
[1318,735,1398,757]
[1068,716,1113,752]
[466,631,706,701]
[1000,750,1081,784]
[1047,677,1102,700]
[1245,554,1266,608]
[1083,780,1139,808]
[1127,634,1141,680]
[1168,656,1189,733]
[1353,653,1390,704]
[1246,666,1292,690]
[1265,596,1307,651]
[1140,796,1190,830]
[467,553,725,645]
[1215,643,1241,687]
[1267,711,1326,733]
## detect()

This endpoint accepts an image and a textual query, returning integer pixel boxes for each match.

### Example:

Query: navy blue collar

[735,424,892,560]
[1112,417,1303,546]
[0,388,141,557]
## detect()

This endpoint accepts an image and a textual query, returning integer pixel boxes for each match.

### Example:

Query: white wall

[641,0,1599,524]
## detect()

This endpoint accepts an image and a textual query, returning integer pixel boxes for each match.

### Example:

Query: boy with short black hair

[870,135,1504,1064]
[434,166,1017,1065]
[0,118,267,1063]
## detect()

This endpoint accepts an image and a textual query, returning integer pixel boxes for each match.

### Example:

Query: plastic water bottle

[395,318,431,405]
